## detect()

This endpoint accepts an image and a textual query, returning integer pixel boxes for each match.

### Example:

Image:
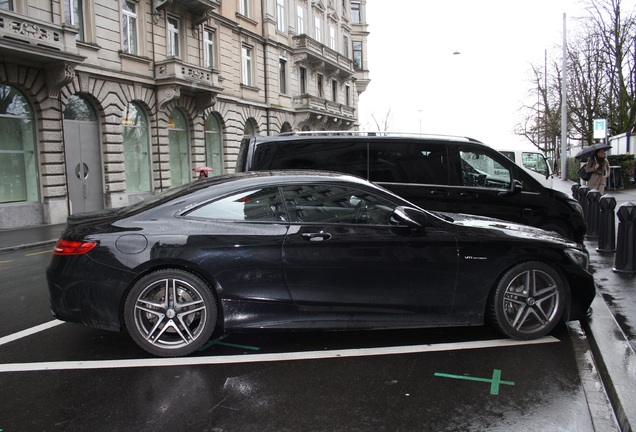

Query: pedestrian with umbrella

[194,166,213,180]
[576,143,611,194]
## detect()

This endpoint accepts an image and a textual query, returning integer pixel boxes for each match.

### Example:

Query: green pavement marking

[434,369,514,395]
[198,334,261,352]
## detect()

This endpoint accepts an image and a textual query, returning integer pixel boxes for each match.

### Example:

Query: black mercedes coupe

[47,171,595,357]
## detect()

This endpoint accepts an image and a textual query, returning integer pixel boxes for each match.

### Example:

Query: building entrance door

[63,119,103,214]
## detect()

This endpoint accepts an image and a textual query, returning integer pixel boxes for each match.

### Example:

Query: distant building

[0,0,370,229]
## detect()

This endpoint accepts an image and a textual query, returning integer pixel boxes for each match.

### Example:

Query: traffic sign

[593,119,607,139]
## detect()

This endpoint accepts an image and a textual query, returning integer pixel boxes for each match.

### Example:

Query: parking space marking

[434,369,515,395]
[0,320,65,348]
[0,335,559,373]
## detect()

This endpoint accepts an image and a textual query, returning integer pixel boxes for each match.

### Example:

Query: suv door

[368,140,456,212]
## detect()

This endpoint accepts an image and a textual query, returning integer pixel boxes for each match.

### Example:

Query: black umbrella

[574,143,612,159]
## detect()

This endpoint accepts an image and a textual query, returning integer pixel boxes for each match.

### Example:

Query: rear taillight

[53,239,97,255]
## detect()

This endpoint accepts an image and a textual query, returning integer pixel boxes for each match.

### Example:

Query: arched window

[244,119,256,136]
[205,114,223,176]
[122,102,151,193]
[64,95,97,121]
[0,84,38,204]
[168,109,190,186]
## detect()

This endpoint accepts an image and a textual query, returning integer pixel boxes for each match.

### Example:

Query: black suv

[236,132,586,243]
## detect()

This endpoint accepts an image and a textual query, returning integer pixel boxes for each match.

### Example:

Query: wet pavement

[1,178,635,431]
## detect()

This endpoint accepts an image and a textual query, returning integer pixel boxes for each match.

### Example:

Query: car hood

[435,212,576,246]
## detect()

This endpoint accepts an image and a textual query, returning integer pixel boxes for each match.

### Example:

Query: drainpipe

[261,0,271,135]
[151,7,164,190]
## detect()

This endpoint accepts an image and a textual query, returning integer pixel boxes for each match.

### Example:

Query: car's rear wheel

[124,269,217,357]
[487,261,565,340]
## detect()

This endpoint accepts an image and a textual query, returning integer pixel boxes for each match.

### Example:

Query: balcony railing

[293,95,356,119]
[293,35,354,77]
[0,9,82,60]
[155,58,222,90]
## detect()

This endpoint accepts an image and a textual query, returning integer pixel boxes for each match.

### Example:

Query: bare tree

[370,107,394,132]
[517,0,636,147]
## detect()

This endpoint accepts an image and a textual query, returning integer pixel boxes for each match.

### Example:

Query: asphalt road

[0,246,619,432]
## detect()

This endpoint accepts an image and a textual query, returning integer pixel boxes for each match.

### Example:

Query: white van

[497,149,554,188]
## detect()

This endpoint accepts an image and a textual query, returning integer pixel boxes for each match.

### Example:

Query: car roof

[248,131,485,145]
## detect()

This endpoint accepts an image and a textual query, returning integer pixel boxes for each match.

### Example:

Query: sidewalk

[553,177,636,432]
[1,182,635,431]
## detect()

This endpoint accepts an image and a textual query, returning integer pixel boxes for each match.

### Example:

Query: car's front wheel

[487,261,565,340]
[124,269,217,357]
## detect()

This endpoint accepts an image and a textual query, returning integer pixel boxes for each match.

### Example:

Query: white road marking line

[0,335,559,373]
[0,320,65,348]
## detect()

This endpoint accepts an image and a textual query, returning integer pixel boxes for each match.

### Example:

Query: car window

[186,187,287,222]
[459,150,511,189]
[521,152,550,177]
[281,184,397,225]
[368,141,448,184]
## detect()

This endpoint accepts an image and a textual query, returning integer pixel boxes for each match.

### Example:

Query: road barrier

[571,183,580,200]
[585,189,601,239]
[613,201,636,274]
[597,195,616,253]
[577,186,591,224]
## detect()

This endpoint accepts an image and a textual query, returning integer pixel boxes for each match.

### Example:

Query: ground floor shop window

[205,114,223,176]
[0,84,38,204]
[168,109,190,186]
[122,102,151,193]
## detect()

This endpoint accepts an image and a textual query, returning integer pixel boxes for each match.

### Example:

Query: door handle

[459,192,478,198]
[302,232,332,242]
[430,190,449,197]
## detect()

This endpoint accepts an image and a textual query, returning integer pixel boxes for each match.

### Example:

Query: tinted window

[281,184,396,225]
[459,149,511,189]
[254,141,368,178]
[368,141,448,185]
[187,187,287,222]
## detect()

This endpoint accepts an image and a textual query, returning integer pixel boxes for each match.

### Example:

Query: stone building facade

[0,0,370,229]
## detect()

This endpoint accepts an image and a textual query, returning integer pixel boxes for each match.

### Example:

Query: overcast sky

[358,1,595,149]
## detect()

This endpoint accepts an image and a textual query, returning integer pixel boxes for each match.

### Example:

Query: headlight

[565,247,589,270]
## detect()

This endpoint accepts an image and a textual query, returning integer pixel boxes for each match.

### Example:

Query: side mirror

[392,206,426,228]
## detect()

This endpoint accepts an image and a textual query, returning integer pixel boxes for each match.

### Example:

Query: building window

[296,5,305,34]
[168,109,190,186]
[332,79,338,102]
[122,0,138,55]
[204,29,215,68]
[329,25,336,50]
[239,0,249,16]
[300,66,307,94]
[0,0,13,10]
[351,1,361,23]
[317,74,323,98]
[64,0,84,41]
[205,114,223,176]
[342,35,349,57]
[276,0,285,32]
[345,84,351,106]
[279,58,287,94]
[353,40,362,69]
[314,16,322,43]
[122,102,151,193]
[242,46,253,86]
[167,16,180,57]
[0,85,38,204]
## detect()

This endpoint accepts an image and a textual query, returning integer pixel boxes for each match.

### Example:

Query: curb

[582,296,636,432]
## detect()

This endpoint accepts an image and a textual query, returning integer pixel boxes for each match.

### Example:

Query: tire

[124,269,217,357]
[487,261,565,340]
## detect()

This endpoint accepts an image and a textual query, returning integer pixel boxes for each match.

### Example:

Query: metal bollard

[585,189,601,239]
[577,186,590,224]
[613,201,636,274]
[571,183,580,200]
[597,195,616,253]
